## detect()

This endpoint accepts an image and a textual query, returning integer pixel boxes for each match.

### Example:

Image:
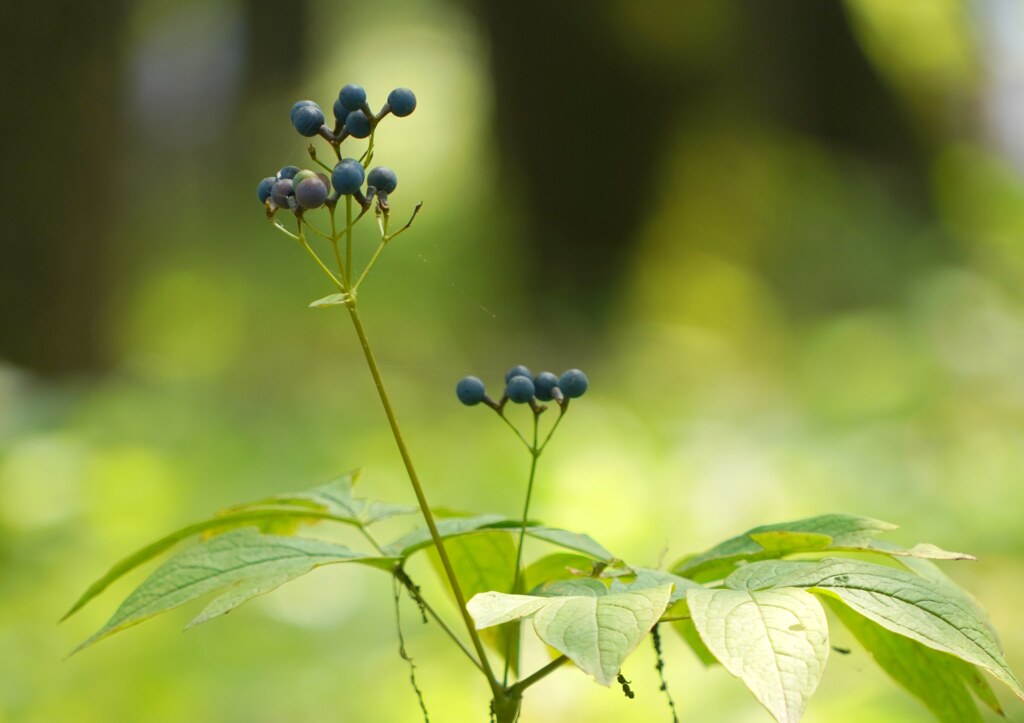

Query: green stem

[503,413,540,685]
[509,655,569,696]
[345,196,354,284]
[344,301,502,699]
[299,236,344,291]
[353,240,387,291]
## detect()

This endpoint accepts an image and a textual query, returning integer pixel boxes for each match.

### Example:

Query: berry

[290,100,317,125]
[367,166,398,194]
[456,376,486,406]
[277,165,300,180]
[291,169,319,186]
[270,178,295,209]
[333,98,348,124]
[559,369,588,398]
[291,102,325,137]
[344,110,372,138]
[338,84,367,113]
[332,158,365,195]
[387,88,417,117]
[506,375,535,404]
[295,176,329,209]
[257,176,276,204]
[505,365,532,384]
[533,372,559,402]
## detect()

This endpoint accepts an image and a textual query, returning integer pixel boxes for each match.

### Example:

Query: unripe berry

[344,110,372,138]
[506,375,535,404]
[456,376,487,406]
[270,178,295,208]
[338,84,367,113]
[295,176,329,209]
[559,369,588,398]
[533,372,560,402]
[505,365,532,384]
[257,176,276,204]
[387,88,417,117]
[291,102,325,137]
[277,165,301,180]
[291,169,319,187]
[367,166,398,194]
[332,158,365,195]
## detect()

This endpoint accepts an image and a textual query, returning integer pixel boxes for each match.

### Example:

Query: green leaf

[386,514,512,557]
[72,529,397,655]
[672,514,970,582]
[523,527,614,561]
[468,582,673,686]
[427,531,521,676]
[827,599,991,722]
[726,558,1024,702]
[522,553,596,592]
[308,292,352,308]
[611,568,701,604]
[687,587,829,723]
[672,615,719,667]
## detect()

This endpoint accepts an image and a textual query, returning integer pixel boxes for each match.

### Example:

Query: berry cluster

[257,83,416,216]
[456,366,588,408]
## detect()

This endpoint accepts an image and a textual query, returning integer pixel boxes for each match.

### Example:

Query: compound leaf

[687,587,829,723]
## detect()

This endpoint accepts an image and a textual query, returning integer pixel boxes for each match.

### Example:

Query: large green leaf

[687,587,829,723]
[726,558,1024,702]
[467,580,673,686]
[72,529,397,655]
[427,531,521,676]
[611,568,701,604]
[522,553,596,592]
[672,514,971,582]
[523,527,613,562]
[827,599,996,722]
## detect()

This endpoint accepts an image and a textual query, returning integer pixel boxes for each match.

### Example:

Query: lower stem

[344,300,503,701]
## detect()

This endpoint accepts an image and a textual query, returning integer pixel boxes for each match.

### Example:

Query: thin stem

[301,219,332,241]
[509,655,569,696]
[344,302,503,699]
[297,226,345,291]
[271,220,301,241]
[538,403,568,453]
[491,408,532,451]
[502,413,541,685]
[346,195,354,283]
[658,614,691,623]
[352,240,387,291]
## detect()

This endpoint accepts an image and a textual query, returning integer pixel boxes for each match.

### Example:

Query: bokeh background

[3,0,1024,721]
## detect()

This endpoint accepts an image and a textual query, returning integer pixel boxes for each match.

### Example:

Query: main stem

[344,301,503,701]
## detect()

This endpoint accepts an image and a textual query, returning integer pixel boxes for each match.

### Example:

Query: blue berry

[290,100,317,125]
[344,110,372,138]
[367,166,398,194]
[456,376,487,406]
[387,88,417,117]
[291,102,325,137]
[533,372,559,402]
[338,84,367,113]
[506,375,535,404]
[333,98,348,124]
[559,369,588,398]
[505,365,532,384]
[270,178,295,208]
[277,165,301,180]
[295,176,329,209]
[332,158,365,195]
[257,176,276,204]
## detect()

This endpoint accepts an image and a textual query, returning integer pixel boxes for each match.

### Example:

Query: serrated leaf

[468,583,673,686]
[672,514,960,582]
[687,587,829,723]
[827,599,991,722]
[725,558,1024,702]
[72,529,397,655]
[309,292,352,308]
[427,531,521,676]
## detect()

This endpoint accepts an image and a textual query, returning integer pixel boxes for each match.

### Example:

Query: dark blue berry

[295,176,329,209]
[456,376,487,406]
[387,88,417,117]
[333,98,348,124]
[292,102,325,137]
[505,365,532,384]
[559,369,588,398]
[344,110,372,138]
[338,84,367,113]
[506,375,535,404]
[257,176,276,204]
[533,372,559,402]
[277,165,301,180]
[290,100,317,125]
[270,178,295,208]
[332,158,365,195]
[367,166,398,194]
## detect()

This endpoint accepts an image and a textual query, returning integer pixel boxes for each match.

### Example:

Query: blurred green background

[3,0,1024,720]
